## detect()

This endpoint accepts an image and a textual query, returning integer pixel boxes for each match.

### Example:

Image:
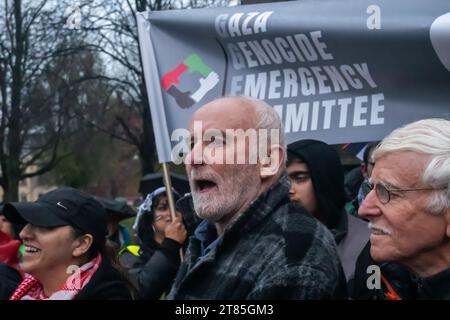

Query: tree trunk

[3,173,19,202]
[3,0,25,202]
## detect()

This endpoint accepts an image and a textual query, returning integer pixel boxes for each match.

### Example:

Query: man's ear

[260,145,285,178]
[72,234,94,257]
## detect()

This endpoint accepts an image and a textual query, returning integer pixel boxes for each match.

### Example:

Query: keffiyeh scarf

[10,253,102,300]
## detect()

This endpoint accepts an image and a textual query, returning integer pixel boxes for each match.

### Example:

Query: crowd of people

[0,95,449,300]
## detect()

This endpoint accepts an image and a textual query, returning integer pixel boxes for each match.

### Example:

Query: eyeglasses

[365,181,443,204]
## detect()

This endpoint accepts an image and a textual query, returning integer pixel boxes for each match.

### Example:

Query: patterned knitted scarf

[10,253,102,300]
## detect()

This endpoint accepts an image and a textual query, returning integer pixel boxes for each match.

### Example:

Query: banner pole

[162,162,184,262]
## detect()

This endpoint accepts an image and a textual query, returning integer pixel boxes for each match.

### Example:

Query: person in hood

[2,187,134,300]
[287,139,370,286]
[118,187,188,299]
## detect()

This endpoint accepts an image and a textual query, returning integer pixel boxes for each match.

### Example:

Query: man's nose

[358,189,382,219]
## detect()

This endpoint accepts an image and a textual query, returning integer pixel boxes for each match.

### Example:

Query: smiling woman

[2,187,135,300]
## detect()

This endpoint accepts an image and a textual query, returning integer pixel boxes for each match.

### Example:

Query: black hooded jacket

[118,238,182,299]
[287,139,370,282]
[118,188,200,300]
[288,139,347,229]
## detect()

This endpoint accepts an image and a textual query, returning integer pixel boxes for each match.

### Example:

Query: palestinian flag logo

[161,54,219,109]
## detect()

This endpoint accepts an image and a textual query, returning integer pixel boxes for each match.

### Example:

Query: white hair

[373,118,450,214]
[237,96,287,166]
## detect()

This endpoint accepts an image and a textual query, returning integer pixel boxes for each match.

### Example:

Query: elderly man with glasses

[359,118,450,299]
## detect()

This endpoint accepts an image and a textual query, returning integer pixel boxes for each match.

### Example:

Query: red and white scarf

[10,254,102,300]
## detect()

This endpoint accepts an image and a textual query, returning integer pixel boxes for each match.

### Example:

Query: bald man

[167,96,347,299]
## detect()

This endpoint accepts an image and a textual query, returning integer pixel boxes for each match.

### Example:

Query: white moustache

[368,222,392,236]
[190,169,217,182]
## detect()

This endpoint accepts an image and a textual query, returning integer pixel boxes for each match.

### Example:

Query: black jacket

[74,258,134,300]
[119,238,181,299]
[354,261,450,300]
[350,241,415,300]
[0,263,22,300]
[412,268,450,299]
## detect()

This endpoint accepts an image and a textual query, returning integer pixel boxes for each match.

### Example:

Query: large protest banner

[137,0,450,163]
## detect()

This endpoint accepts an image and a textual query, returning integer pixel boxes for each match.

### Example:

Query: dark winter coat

[119,238,182,299]
[0,263,22,300]
[167,174,348,300]
[351,241,450,300]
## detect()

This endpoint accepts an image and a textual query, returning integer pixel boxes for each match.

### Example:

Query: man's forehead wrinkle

[189,99,257,132]
[373,163,407,190]
[373,152,428,188]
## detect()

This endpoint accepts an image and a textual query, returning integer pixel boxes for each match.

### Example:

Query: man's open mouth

[195,179,218,193]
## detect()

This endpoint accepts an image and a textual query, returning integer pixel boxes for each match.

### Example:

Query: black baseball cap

[95,197,136,221]
[2,187,107,241]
